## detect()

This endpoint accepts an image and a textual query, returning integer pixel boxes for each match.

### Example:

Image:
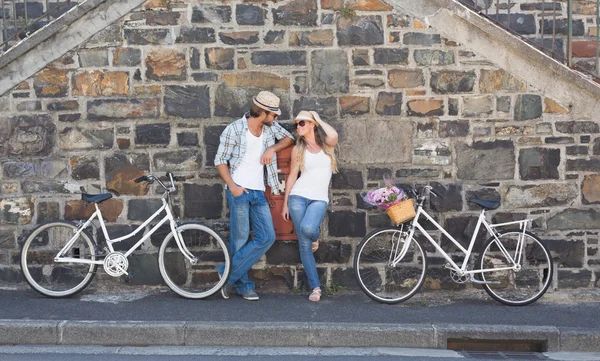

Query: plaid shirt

[214,113,294,194]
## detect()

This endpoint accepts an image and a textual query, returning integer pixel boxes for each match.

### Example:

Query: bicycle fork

[169,222,198,265]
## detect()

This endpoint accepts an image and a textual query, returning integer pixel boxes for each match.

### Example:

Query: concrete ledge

[60,321,186,346]
[558,327,600,352]
[390,0,600,119]
[0,319,598,351]
[310,323,434,348]
[434,324,560,351]
[185,322,311,347]
[0,320,59,345]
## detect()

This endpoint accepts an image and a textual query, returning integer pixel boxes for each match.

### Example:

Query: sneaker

[239,289,259,301]
[221,283,234,300]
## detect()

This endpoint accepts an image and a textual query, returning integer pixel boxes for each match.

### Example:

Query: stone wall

[0,0,598,292]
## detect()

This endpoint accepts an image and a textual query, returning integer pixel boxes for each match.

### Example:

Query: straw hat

[253,91,282,115]
[294,110,322,127]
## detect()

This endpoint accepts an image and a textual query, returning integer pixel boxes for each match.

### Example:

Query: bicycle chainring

[103,252,128,277]
[450,270,468,284]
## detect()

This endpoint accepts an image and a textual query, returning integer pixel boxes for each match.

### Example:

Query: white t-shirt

[232,130,265,191]
[290,149,332,202]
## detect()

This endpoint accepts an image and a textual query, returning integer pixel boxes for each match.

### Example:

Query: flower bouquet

[362,180,416,225]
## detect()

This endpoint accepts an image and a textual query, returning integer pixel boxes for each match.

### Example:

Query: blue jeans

[288,195,328,289]
[217,188,276,294]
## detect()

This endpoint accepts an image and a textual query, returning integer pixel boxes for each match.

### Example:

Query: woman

[282,110,338,302]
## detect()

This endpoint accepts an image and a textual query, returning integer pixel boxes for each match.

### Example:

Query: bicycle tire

[158,223,231,299]
[478,230,553,306]
[20,220,98,298]
[354,227,427,304]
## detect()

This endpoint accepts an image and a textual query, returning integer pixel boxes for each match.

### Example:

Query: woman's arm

[319,119,338,147]
[282,146,300,222]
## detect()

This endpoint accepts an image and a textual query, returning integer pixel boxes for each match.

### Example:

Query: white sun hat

[294,110,322,127]
[253,91,282,115]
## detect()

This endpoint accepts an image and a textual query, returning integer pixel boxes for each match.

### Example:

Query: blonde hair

[294,111,338,174]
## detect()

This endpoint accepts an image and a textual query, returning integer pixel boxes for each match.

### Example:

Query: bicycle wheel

[478,231,553,306]
[354,227,427,304]
[20,221,98,298]
[158,223,230,299]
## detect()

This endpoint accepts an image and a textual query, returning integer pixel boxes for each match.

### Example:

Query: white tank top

[290,149,332,202]
[232,130,265,191]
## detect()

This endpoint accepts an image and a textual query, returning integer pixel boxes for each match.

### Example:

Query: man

[214,91,294,301]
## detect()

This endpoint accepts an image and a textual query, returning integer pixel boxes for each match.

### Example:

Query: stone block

[463,95,493,117]
[47,100,79,111]
[145,49,186,81]
[430,71,475,94]
[479,69,526,93]
[332,168,363,189]
[582,175,600,204]
[184,183,223,220]
[128,199,164,221]
[430,182,462,212]
[192,73,218,82]
[273,0,318,26]
[310,50,348,94]
[289,30,334,46]
[414,49,455,66]
[191,5,231,24]
[223,72,290,91]
[251,51,307,66]
[519,147,560,180]
[547,209,600,230]
[407,99,443,117]
[33,68,69,98]
[65,199,123,223]
[177,132,199,147]
[78,48,108,67]
[2,115,55,157]
[175,27,216,44]
[146,11,180,25]
[3,162,38,178]
[352,49,370,66]
[456,140,515,180]
[164,85,211,118]
[72,71,129,96]
[293,96,337,119]
[497,96,511,112]
[136,123,170,145]
[555,121,599,134]
[205,48,234,70]
[504,183,578,208]
[374,48,409,65]
[542,18,585,36]
[113,48,141,67]
[515,94,542,121]
[337,16,384,46]
[58,114,81,122]
[264,30,285,44]
[389,69,424,88]
[0,320,59,345]
[237,4,266,25]
[567,159,600,172]
[0,197,33,225]
[124,28,172,45]
[439,120,469,137]
[185,322,310,346]
[559,327,600,352]
[315,240,352,263]
[59,127,114,150]
[375,92,402,115]
[339,96,369,115]
[413,140,451,166]
[153,150,201,171]
[219,31,259,45]
[311,323,434,348]
[328,210,366,237]
[403,33,441,46]
[558,269,592,288]
[266,242,301,264]
[88,99,160,121]
[70,155,100,180]
[339,120,412,164]
[105,153,150,196]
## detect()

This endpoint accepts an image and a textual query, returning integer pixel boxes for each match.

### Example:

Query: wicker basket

[385,199,416,225]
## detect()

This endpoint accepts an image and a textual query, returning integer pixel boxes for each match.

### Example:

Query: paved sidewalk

[0,287,599,351]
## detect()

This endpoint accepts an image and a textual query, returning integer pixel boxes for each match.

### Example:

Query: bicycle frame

[54,194,196,267]
[393,203,531,277]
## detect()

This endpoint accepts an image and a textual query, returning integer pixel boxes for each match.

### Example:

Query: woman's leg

[289,196,327,290]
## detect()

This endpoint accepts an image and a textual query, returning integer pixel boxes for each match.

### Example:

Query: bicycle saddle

[82,193,113,203]
[469,198,500,210]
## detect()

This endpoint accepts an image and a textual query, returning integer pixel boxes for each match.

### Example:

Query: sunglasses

[296,120,306,127]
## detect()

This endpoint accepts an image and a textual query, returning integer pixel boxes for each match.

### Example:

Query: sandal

[312,239,319,253]
[309,287,321,302]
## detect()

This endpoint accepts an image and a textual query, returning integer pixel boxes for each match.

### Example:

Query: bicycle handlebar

[134,172,176,193]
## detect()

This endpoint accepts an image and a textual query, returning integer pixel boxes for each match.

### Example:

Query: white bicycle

[20,172,231,299]
[354,186,553,306]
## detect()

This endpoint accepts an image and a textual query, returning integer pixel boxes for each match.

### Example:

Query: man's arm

[261,122,295,165]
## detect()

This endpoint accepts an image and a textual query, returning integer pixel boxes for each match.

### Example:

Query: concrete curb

[0,320,598,351]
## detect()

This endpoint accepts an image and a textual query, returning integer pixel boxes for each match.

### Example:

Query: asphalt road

[1,288,599,329]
